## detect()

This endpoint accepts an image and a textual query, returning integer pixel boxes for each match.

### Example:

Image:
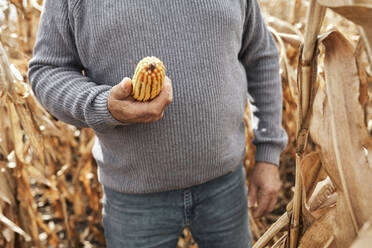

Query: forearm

[28,63,121,132]
[28,0,123,133]
[240,0,288,165]
[247,53,287,165]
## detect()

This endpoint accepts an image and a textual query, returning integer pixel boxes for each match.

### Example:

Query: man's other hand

[248,162,281,219]
[108,76,173,124]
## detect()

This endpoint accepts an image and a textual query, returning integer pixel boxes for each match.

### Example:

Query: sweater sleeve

[28,0,125,133]
[238,0,288,166]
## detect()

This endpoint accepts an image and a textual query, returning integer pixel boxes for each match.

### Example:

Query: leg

[102,186,184,248]
[190,164,252,248]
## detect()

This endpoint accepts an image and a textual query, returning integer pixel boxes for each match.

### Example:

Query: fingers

[267,193,278,213]
[248,182,258,208]
[248,162,281,219]
[151,76,173,109]
[251,187,280,219]
[139,111,164,123]
[110,77,172,124]
[111,77,133,100]
[164,76,173,101]
[252,190,271,218]
[137,77,172,122]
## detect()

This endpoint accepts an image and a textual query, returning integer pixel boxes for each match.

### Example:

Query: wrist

[255,161,278,168]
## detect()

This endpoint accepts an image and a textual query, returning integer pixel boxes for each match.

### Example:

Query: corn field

[0,0,371,247]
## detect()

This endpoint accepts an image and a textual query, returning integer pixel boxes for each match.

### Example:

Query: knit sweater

[28,0,288,193]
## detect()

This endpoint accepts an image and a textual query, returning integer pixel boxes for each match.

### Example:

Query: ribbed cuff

[87,90,127,132]
[254,144,282,166]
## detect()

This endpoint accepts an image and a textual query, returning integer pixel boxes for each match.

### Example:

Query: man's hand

[108,77,173,124]
[248,162,281,219]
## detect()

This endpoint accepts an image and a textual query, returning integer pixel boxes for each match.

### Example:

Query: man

[28,0,288,247]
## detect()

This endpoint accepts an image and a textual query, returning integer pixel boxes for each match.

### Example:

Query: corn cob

[132,56,166,101]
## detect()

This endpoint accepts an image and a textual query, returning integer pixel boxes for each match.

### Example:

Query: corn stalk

[289,1,326,247]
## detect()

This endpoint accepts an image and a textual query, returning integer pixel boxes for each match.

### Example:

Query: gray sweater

[28,0,288,193]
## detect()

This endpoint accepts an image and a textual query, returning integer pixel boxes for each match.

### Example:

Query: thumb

[111,77,133,100]
[248,182,258,208]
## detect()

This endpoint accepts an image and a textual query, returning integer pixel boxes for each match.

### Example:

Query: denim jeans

[102,164,251,248]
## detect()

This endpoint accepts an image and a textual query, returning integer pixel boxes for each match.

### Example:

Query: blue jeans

[102,164,251,248]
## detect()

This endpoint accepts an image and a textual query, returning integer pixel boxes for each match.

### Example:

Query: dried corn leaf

[299,151,335,228]
[317,0,372,64]
[298,207,336,248]
[7,102,24,164]
[0,212,31,242]
[317,0,372,25]
[0,172,14,206]
[14,102,46,166]
[307,177,335,212]
[300,151,326,201]
[271,233,287,248]
[0,43,13,103]
[351,222,372,248]
[309,29,372,247]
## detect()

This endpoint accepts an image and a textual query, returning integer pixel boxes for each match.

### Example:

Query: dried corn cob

[132,56,166,101]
